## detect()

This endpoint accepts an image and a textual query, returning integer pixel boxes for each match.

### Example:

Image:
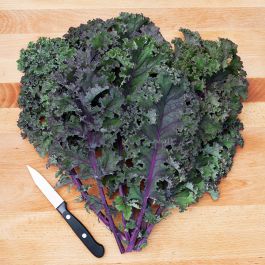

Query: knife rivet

[82,233,87,238]
[66,214,71,220]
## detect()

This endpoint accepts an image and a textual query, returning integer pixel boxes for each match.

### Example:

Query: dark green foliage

[17,37,76,157]
[17,13,248,253]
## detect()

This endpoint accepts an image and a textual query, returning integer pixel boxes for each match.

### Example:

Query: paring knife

[27,165,104,258]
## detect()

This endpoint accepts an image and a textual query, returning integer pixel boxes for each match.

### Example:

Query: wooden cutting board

[0,1,265,264]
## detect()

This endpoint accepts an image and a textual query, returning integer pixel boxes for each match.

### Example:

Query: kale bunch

[17,13,248,253]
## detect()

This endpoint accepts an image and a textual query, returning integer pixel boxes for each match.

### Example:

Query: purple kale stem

[97,180,125,253]
[135,207,164,250]
[117,134,130,241]
[126,146,159,252]
[69,169,126,242]
[140,220,147,230]
[69,169,108,226]
[88,149,125,253]
[119,185,130,242]
[126,104,166,252]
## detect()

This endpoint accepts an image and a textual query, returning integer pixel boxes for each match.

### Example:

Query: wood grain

[1,0,265,10]
[1,8,265,35]
[0,1,265,265]
[0,83,19,107]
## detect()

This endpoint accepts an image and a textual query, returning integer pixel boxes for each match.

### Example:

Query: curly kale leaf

[17,37,76,157]
[172,28,248,204]
[17,13,248,253]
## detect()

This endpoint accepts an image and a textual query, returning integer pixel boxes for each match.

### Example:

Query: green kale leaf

[17,13,248,253]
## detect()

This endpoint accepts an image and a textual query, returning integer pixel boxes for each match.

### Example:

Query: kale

[17,13,248,253]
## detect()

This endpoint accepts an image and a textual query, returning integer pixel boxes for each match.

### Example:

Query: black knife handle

[57,202,104,258]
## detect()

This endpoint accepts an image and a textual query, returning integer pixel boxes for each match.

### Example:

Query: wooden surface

[0,1,265,264]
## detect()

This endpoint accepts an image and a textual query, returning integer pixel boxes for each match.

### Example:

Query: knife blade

[27,165,104,258]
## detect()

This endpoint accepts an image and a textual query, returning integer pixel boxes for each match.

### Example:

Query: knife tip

[26,165,38,183]
[26,165,34,174]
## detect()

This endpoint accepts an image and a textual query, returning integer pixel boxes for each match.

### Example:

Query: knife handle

[57,202,104,258]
